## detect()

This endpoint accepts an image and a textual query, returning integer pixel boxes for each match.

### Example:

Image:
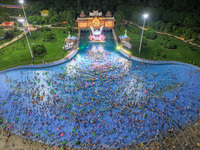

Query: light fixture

[18,18,25,22]
[143,14,149,19]
[19,0,24,4]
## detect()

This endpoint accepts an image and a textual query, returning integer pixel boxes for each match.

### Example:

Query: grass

[0,28,78,71]
[115,24,200,67]
[0,30,23,46]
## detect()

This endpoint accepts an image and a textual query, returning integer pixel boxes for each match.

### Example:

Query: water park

[0,4,200,149]
[1,27,200,150]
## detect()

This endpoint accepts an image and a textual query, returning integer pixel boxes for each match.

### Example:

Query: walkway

[112,28,200,70]
[134,23,200,48]
[0,29,80,73]
[0,31,26,50]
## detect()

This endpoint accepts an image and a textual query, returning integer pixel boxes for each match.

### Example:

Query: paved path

[0,31,27,50]
[134,23,200,48]
[112,28,200,70]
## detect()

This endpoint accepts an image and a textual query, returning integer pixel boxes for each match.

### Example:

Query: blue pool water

[0,32,200,148]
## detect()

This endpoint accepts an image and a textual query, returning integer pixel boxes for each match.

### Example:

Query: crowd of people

[0,43,200,149]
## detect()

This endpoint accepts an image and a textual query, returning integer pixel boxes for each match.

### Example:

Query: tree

[36,47,43,55]
[185,28,196,40]
[32,45,46,55]
[49,14,59,24]
[144,30,157,40]
[5,30,14,39]
[114,10,125,24]
[165,23,173,32]
[28,15,42,24]
[0,30,5,37]
[64,10,75,25]
[40,27,51,32]
[43,31,56,42]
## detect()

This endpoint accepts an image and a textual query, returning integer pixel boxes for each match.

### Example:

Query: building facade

[76,10,115,29]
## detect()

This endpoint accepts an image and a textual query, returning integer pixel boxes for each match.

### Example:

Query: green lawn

[0,28,78,71]
[115,24,200,67]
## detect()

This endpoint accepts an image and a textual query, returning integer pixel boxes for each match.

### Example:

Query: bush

[157,49,162,56]
[162,52,167,58]
[32,45,47,55]
[160,36,177,49]
[144,30,157,40]
[36,47,43,55]
[5,31,14,39]
[163,41,177,49]
[43,31,56,42]
[40,27,51,32]
[142,38,148,46]
[188,45,198,51]
[0,30,5,37]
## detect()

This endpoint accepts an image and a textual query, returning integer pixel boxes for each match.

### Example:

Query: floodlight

[143,14,148,19]
[18,18,25,22]
[19,0,24,4]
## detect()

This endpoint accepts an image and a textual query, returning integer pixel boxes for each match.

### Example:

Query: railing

[112,28,118,46]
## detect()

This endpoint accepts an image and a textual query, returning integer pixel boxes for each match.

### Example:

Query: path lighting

[19,0,31,36]
[138,13,148,54]
[18,18,34,63]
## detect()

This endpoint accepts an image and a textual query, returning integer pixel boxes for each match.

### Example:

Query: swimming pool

[0,32,200,148]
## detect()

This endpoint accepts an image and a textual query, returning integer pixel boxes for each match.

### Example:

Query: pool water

[0,32,200,148]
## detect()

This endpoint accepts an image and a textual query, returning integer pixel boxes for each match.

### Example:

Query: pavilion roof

[40,10,49,15]
[80,10,86,18]
[106,10,112,17]
[2,22,14,26]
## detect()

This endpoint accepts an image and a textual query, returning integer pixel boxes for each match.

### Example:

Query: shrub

[163,41,177,49]
[43,31,56,42]
[157,49,162,56]
[0,30,5,37]
[160,37,177,49]
[162,52,167,58]
[144,30,157,40]
[188,45,198,51]
[40,27,51,32]
[142,38,148,46]
[36,47,43,55]
[32,45,47,55]
[5,31,14,39]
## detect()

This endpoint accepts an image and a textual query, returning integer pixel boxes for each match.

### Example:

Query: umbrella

[119,35,125,39]
[71,36,77,40]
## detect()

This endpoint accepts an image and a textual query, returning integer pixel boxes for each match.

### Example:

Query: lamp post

[18,18,34,64]
[138,13,148,54]
[19,0,31,36]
